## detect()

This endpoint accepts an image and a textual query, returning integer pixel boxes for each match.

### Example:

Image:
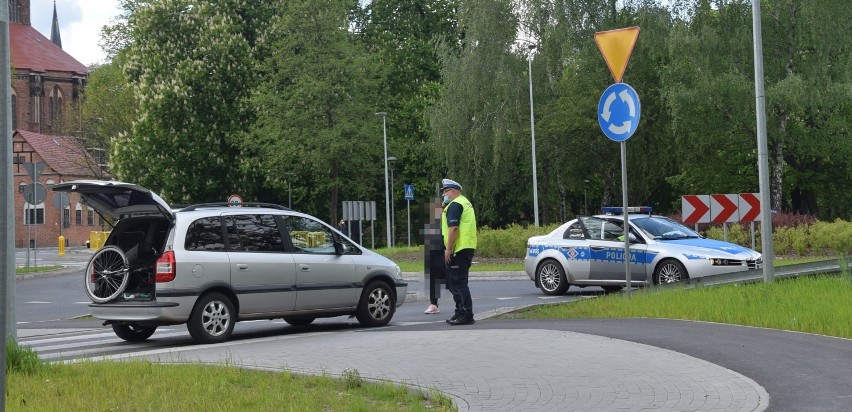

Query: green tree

[426,0,532,227]
[663,0,851,219]
[243,0,378,223]
[110,0,274,203]
[359,0,460,234]
[77,56,137,178]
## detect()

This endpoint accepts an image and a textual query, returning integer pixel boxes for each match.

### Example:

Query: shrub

[704,223,751,247]
[809,219,852,256]
[476,223,558,258]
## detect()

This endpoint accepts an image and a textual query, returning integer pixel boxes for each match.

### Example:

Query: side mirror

[333,241,345,255]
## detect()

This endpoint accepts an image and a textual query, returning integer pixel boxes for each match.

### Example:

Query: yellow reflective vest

[441,194,477,253]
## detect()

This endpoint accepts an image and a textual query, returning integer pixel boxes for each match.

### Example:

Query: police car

[524,207,763,295]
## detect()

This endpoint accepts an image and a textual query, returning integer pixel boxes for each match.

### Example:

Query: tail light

[155,251,176,283]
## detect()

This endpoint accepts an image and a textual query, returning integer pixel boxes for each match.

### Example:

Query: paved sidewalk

[100,326,768,411]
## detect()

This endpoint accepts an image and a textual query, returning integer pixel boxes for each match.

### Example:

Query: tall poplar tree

[426,0,531,226]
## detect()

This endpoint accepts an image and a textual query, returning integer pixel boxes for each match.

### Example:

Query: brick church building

[10,0,106,248]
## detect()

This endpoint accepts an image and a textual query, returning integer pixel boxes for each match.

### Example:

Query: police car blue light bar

[601,206,653,215]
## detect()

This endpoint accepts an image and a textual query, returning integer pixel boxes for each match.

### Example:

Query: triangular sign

[594,27,640,83]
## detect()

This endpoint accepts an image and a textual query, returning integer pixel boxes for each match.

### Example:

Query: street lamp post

[376,111,392,248]
[387,156,397,248]
[583,179,590,215]
[283,172,295,209]
[528,44,540,226]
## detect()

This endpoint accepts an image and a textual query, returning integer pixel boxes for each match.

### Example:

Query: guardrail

[674,255,850,289]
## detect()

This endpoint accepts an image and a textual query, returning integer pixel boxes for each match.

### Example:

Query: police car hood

[660,238,759,258]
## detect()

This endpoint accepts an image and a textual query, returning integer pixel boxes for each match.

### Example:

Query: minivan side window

[185,217,225,251]
[282,216,336,254]
[225,214,285,252]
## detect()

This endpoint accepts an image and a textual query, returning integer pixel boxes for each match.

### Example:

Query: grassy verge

[500,273,852,339]
[15,265,63,275]
[6,342,453,411]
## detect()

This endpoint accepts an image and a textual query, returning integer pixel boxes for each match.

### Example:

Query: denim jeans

[446,249,475,318]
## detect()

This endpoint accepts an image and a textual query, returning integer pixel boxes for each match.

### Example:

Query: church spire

[51,1,63,48]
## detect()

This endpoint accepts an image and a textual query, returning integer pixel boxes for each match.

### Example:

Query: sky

[30,0,123,67]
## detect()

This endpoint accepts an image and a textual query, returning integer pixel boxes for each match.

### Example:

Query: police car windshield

[632,217,700,240]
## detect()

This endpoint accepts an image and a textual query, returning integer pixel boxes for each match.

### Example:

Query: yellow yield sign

[594,27,640,83]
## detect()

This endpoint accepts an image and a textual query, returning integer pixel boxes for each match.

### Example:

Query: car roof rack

[178,202,292,212]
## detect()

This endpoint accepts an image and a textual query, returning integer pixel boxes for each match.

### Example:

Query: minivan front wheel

[356,281,395,327]
[187,292,235,344]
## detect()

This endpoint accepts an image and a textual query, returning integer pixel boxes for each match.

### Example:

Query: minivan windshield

[631,217,701,240]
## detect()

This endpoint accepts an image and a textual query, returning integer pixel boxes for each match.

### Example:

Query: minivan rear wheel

[187,292,235,344]
[112,324,157,342]
[282,316,315,326]
[355,281,395,327]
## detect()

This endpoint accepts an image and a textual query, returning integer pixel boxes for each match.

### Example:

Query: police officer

[440,178,477,325]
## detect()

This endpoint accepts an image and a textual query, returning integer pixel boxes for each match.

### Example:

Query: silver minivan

[52,180,407,344]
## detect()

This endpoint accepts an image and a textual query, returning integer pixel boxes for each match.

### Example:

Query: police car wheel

[537,260,569,295]
[655,260,687,284]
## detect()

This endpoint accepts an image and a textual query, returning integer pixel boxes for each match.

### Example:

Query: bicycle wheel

[85,246,130,303]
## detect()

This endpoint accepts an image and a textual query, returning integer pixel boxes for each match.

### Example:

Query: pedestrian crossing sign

[404,184,414,201]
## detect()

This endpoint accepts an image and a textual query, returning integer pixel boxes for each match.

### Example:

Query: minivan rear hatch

[51,180,174,222]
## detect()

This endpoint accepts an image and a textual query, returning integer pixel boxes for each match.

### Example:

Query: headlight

[394,265,402,279]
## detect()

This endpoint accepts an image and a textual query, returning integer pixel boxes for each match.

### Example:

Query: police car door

[555,220,592,281]
[579,217,648,282]
[578,217,628,280]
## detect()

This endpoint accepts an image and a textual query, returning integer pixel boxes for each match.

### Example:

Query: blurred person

[423,198,447,314]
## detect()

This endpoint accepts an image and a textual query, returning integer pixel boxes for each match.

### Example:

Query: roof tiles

[16,130,101,177]
[10,22,87,75]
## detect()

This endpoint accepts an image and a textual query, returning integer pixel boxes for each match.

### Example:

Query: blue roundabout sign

[598,83,641,142]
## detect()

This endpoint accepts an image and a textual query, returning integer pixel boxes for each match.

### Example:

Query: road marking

[24,301,52,304]
[496,297,521,300]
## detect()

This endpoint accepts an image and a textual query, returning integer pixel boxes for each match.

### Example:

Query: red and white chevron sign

[710,194,739,223]
[681,193,762,224]
[682,195,710,224]
[739,193,762,222]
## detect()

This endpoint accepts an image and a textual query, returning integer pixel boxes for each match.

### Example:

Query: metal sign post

[368,201,376,249]
[404,184,414,247]
[23,162,45,267]
[595,27,641,298]
[356,201,364,246]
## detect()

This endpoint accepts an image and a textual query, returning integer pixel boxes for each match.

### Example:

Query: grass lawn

[5,356,453,411]
[498,273,852,339]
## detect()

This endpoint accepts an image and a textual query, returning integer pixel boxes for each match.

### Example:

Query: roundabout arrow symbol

[620,90,635,116]
[608,121,632,135]
[601,91,616,122]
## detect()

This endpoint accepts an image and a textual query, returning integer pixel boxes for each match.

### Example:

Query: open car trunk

[51,180,175,303]
[103,216,171,301]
